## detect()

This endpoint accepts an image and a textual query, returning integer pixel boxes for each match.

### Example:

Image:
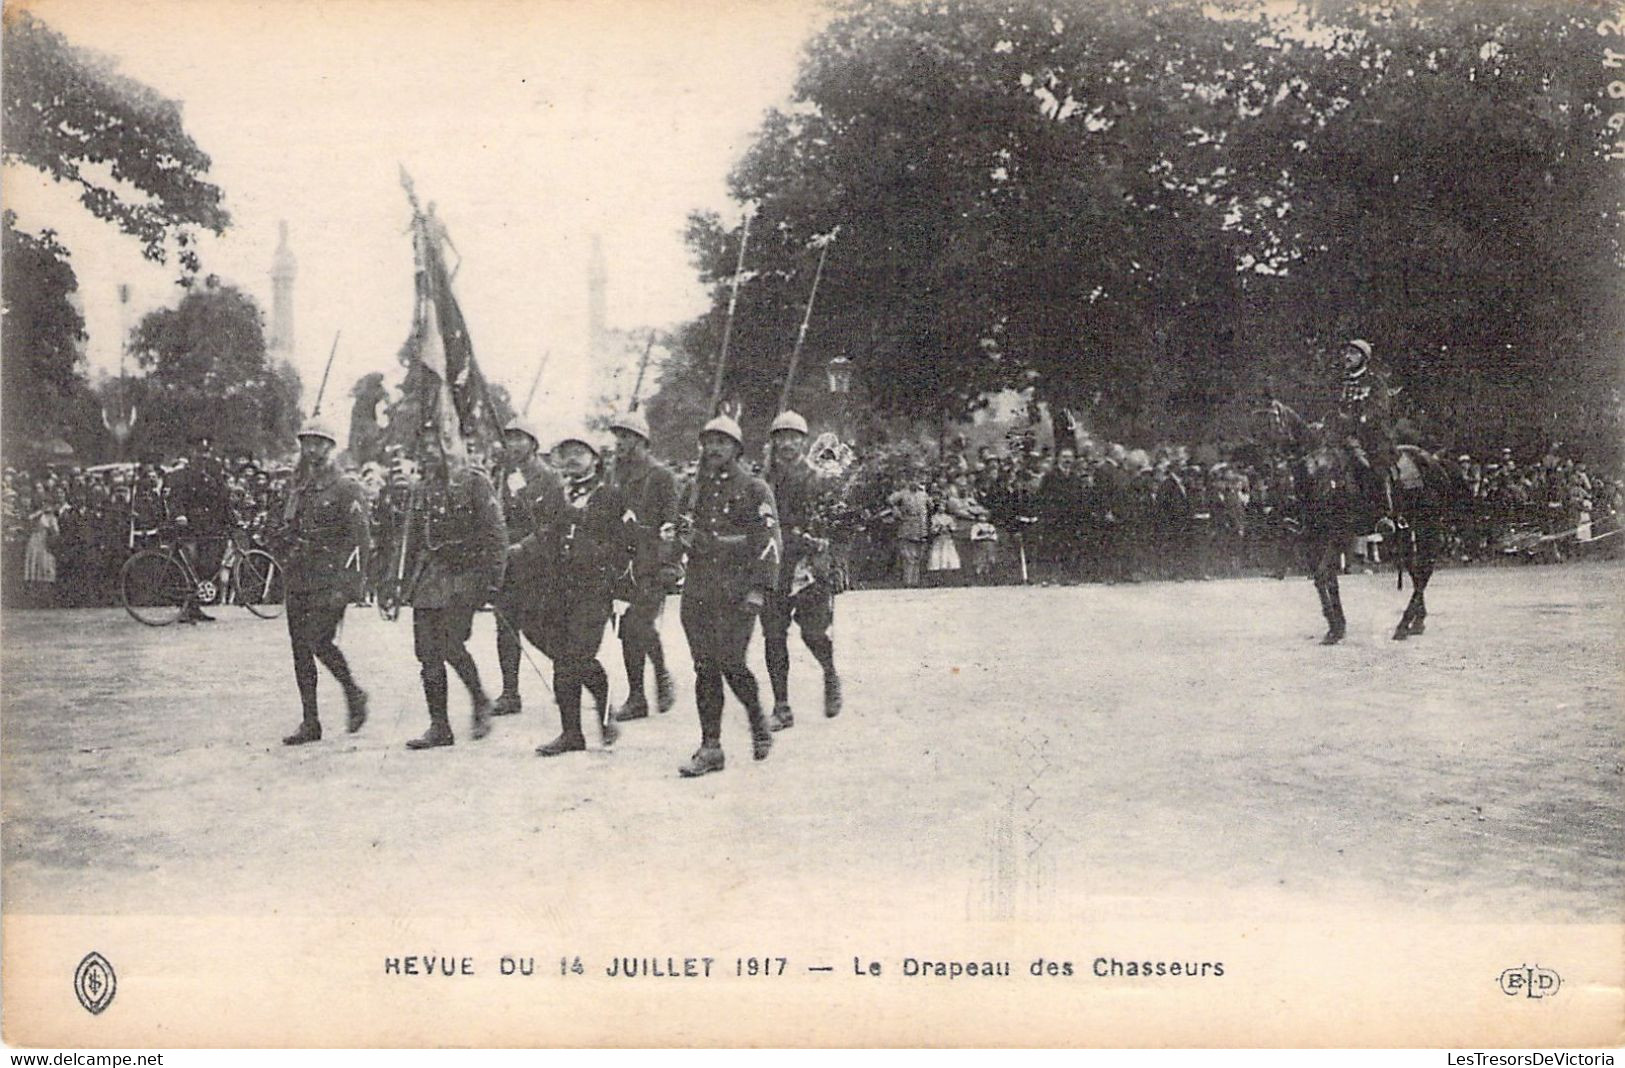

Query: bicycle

[119,529,284,626]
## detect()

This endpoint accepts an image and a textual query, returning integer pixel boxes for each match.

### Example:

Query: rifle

[683,210,753,518]
[629,332,656,411]
[522,350,550,416]
[777,232,834,414]
[311,331,342,416]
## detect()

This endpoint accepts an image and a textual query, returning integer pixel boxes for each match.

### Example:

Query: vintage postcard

[1,0,1621,1049]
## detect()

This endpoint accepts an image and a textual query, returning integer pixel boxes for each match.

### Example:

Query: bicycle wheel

[120,549,192,626]
[235,548,285,619]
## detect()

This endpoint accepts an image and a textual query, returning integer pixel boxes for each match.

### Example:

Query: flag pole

[522,350,551,417]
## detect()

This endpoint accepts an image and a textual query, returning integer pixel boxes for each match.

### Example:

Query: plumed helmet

[700,414,744,446]
[502,419,542,449]
[296,418,340,446]
[769,410,809,436]
[608,409,651,441]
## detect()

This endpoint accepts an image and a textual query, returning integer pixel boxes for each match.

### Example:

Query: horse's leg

[1407,537,1435,636]
[1317,542,1346,645]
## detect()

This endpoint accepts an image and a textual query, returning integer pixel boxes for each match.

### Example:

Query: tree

[657,0,1623,456]
[127,280,301,457]
[3,9,229,275]
[1,210,88,452]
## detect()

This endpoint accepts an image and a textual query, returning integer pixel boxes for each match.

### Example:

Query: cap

[1345,339,1373,358]
[700,415,743,446]
[608,409,651,441]
[769,410,809,436]
[296,418,339,446]
[502,419,542,449]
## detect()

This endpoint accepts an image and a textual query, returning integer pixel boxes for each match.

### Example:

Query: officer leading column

[273,418,371,745]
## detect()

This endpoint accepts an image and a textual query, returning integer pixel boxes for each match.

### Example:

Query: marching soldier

[490,419,566,717]
[274,419,371,746]
[677,415,781,778]
[405,448,506,750]
[606,409,680,723]
[515,430,631,756]
[761,410,841,732]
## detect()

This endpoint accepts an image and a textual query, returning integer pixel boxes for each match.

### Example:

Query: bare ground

[3,561,1620,924]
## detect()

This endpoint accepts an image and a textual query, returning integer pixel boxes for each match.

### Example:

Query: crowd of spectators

[3,445,290,607]
[3,431,1619,606]
[831,433,1623,588]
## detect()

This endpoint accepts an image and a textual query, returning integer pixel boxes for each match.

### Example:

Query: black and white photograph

[1,0,1621,1049]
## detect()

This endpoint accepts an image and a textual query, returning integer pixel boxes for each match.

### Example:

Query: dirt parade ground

[2,561,1620,928]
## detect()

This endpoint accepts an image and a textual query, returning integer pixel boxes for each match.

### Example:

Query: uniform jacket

[410,466,507,609]
[276,462,371,596]
[495,454,565,588]
[610,452,679,593]
[509,473,635,603]
[684,459,781,603]
[767,457,834,593]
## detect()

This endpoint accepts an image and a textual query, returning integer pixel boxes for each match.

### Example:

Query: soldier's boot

[283,717,322,746]
[470,693,494,741]
[491,691,522,717]
[535,732,586,757]
[654,667,676,714]
[823,672,843,719]
[612,692,650,722]
[405,721,454,750]
[345,688,369,734]
[768,702,794,732]
[678,746,725,778]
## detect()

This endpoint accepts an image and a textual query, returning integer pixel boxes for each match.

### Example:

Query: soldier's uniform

[608,434,680,720]
[406,460,507,749]
[491,439,565,714]
[679,421,781,776]
[1334,339,1397,515]
[271,423,370,745]
[762,449,840,730]
[513,448,634,755]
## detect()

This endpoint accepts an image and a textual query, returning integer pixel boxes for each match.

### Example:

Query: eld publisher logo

[73,951,116,1015]
[1498,964,1561,999]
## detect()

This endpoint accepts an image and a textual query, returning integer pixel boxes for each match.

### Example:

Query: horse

[1262,400,1467,644]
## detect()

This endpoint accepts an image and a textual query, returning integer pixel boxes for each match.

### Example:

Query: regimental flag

[406,209,503,461]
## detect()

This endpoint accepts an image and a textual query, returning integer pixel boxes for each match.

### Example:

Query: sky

[5,0,824,431]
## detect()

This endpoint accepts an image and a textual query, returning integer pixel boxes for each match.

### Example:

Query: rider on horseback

[1334,338,1398,524]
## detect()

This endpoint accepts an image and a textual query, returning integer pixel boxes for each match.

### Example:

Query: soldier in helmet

[404,445,507,750]
[272,419,371,745]
[1335,338,1398,519]
[761,410,841,732]
[676,415,781,778]
[513,430,632,756]
[490,419,565,718]
[606,409,680,723]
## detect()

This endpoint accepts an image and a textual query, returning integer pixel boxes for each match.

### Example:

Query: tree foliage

[1,210,88,451]
[650,0,1623,458]
[126,281,301,457]
[2,9,229,273]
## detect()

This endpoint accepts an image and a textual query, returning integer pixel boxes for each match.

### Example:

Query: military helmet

[699,414,744,446]
[296,418,339,446]
[609,409,651,442]
[1343,338,1373,375]
[769,410,809,436]
[553,428,601,456]
[503,419,542,449]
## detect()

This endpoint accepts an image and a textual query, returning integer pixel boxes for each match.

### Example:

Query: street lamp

[826,355,852,394]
